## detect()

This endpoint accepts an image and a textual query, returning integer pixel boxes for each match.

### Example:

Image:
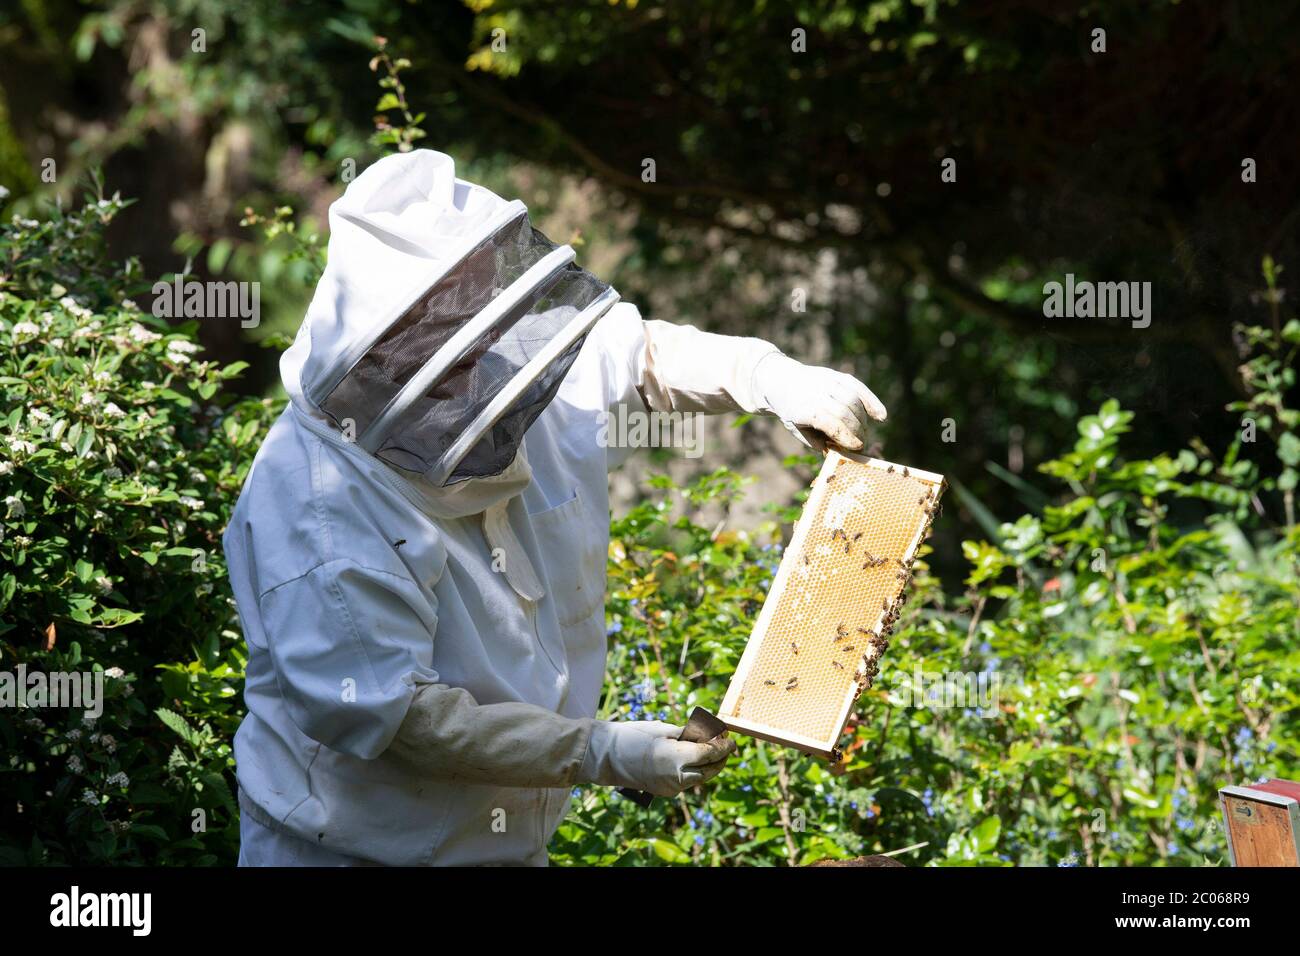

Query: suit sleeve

[257,558,440,759]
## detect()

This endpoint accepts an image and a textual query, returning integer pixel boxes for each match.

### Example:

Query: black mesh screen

[318,213,611,483]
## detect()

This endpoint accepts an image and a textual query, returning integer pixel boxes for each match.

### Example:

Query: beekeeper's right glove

[578,719,737,797]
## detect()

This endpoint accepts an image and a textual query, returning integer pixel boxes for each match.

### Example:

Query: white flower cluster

[59,296,93,321]
[10,320,40,341]
[166,339,201,364]
[128,323,161,345]
[71,319,102,340]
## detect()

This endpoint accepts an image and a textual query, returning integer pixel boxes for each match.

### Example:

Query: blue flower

[1235,727,1253,745]
[694,835,705,847]
[606,619,623,636]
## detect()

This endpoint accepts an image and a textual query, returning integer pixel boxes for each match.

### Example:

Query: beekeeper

[225,150,887,866]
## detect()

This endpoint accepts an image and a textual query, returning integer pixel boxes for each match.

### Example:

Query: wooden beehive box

[1220,779,1300,866]
[719,451,945,759]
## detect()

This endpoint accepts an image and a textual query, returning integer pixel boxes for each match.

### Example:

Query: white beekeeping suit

[225,150,885,866]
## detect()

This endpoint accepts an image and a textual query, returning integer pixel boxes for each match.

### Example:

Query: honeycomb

[719,452,945,757]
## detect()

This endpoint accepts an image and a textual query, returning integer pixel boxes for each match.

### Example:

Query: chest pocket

[529,488,604,627]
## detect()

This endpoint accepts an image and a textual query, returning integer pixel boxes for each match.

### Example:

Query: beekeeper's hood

[281,150,619,488]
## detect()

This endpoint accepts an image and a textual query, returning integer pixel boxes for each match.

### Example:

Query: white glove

[751,352,887,451]
[635,320,885,451]
[578,720,737,797]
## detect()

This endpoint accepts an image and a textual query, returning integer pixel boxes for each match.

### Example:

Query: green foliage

[0,186,280,864]
[367,36,427,153]
[552,269,1300,867]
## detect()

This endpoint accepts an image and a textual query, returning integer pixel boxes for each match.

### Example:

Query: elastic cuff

[746,347,787,414]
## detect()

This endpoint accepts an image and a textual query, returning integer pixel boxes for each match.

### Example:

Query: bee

[764,679,777,686]
[857,627,872,636]
[844,541,852,554]
[882,599,889,611]
[803,555,810,566]
[832,660,845,670]
[903,467,910,478]
[827,473,836,483]
[393,539,407,549]
[836,623,849,639]
[842,645,855,653]
[790,641,800,655]
[786,676,799,690]
[886,465,894,474]
[853,532,863,541]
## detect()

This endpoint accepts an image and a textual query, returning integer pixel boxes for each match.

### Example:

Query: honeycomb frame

[719,451,945,758]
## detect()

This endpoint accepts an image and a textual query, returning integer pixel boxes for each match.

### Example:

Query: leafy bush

[0,185,279,864]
